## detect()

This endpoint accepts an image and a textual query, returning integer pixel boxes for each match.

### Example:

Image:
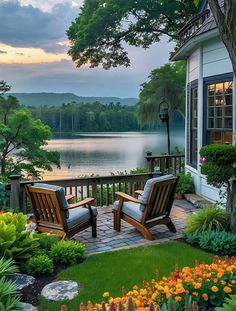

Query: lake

[43,130,185,180]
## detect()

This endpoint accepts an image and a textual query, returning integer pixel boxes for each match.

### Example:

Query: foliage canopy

[67,0,197,68]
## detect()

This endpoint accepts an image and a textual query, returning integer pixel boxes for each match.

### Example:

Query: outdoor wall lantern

[159,100,170,155]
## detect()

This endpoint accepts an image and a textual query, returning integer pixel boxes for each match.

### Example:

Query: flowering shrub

[64,256,236,310]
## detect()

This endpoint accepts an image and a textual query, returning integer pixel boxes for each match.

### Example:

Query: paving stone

[23,303,37,311]
[41,280,79,301]
[8,273,35,290]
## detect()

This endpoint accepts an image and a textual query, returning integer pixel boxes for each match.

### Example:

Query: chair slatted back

[143,177,178,222]
[26,185,67,230]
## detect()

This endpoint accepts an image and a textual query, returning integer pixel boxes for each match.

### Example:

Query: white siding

[188,49,200,82]
[203,38,232,77]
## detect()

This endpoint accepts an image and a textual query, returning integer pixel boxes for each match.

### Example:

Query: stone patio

[73,199,197,255]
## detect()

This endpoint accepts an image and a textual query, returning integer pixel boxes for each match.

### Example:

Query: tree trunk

[226,179,236,232]
[208,0,236,75]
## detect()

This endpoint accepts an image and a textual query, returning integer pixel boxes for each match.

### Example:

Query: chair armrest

[115,192,142,204]
[65,194,75,203]
[135,190,144,196]
[67,198,95,209]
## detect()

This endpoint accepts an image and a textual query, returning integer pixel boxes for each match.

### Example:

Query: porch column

[9,175,21,211]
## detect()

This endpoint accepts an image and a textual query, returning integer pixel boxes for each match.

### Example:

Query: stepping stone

[8,273,35,290]
[23,303,37,311]
[41,280,79,301]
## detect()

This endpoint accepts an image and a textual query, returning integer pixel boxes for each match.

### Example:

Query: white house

[171,0,235,201]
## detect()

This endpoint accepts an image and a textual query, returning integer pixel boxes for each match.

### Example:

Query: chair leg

[166,219,177,233]
[113,211,121,232]
[92,217,97,238]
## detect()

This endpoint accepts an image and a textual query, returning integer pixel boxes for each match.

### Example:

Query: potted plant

[176,172,195,199]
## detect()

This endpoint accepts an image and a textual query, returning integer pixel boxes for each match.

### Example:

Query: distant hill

[9,92,138,107]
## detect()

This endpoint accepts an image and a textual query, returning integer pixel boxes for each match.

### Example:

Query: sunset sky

[0,0,174,97]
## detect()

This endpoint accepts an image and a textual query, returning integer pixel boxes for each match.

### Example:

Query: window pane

[224,106,232,117]
[208,131,222,144]
[215,96,224,106]
[208,97,215,106]
[225,95,232,106]
[223,132,232,144]
[224,118,232,129]
[208,107,214,117]
[215,107,222,117]
[215,118,222,128]
[190,130,197,167]
[215,83,224,96]
[208,84,215,96]
[224,81,233,94]
[208,118,214,128]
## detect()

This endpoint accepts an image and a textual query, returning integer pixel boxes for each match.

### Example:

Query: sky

[0,0,175,98]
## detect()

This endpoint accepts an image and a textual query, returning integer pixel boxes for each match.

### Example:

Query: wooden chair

[26,183,97,239]
[113,175,178,240]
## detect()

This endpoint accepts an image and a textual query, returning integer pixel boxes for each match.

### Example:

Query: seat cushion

[140,175,174,211]
[113,200,143,222]
[32,183,69,217]
[67,206,97,229]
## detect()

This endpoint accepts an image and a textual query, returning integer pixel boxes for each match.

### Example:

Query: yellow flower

[223,286,232,294]
[202,293,208,301]
[102,292,110,298]
[211,286,219,292]
[175,296,182,302]
[194,283,202,289]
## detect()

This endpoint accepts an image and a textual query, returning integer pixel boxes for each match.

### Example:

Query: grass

[38,241,214,311]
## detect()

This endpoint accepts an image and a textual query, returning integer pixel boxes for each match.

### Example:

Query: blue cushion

[113,200,143,222]
[32,183,69,217]
[67,206,97,229]
[139,175,174,211]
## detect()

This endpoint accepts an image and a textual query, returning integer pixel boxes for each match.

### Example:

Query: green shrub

[0,257,23,310]
[183,230,236,256]
[36,233,59,252]
[129,167,149,174]
[176,172,195,194]
[216,295,236,311]
[0,212,39,260]
[50,240,85,265]
[185,204,228,234]
[24,254,54,275]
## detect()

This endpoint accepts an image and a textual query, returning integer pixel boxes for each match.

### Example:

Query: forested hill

[9,93,138,107]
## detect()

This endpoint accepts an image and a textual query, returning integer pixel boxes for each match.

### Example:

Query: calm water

[43,130,185,179]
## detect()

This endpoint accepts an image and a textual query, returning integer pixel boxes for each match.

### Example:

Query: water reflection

[44,130,184,179]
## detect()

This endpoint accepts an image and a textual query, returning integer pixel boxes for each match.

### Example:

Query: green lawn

[38,242,214,311]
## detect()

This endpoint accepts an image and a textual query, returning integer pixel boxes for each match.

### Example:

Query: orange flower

[175,296,182,302]
[223,286,232,294]
[202,293,208,301]
[211,286,219,292]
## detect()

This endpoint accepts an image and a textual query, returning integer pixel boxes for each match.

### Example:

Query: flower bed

[63,256,236,310]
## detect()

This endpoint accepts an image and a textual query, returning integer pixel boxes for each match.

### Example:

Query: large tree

[136,61,186,126]
[0,95,60,178]
[67,0,197,69]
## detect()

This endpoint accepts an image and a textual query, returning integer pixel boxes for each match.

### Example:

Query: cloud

[0,1,78,52]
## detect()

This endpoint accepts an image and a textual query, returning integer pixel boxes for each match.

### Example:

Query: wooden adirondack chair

[113,175,178,240]
[26,183,97,239]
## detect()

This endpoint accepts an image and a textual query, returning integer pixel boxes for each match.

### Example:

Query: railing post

[145,151,153,172]
[9,175,21,211]
[92,182,97,206]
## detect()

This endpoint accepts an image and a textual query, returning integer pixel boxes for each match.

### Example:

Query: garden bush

[23,254,54,275]
[0,212,39,260]
[183,231,236,256]
[185,204,228,234]
[50,240,85,265]
[176,172,195,194]
[61,256,236,310]
[216,294,236,311]
[36,233,59,252]
[0,257,23,310]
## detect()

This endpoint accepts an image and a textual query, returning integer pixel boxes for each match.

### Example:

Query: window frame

[203,73,233,146]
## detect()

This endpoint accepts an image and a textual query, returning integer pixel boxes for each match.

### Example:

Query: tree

[67,0,197,69]
[0,95,60,178]
[0,81,11,94]
[136,61,186,126]
[195,0,236,76]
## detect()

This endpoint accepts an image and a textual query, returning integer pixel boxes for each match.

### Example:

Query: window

[206,80,233,145]
[187,81,198,168]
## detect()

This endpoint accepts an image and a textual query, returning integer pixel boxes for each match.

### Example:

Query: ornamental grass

[61,256,236,310]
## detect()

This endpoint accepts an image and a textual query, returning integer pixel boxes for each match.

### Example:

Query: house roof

[171,0,224,61]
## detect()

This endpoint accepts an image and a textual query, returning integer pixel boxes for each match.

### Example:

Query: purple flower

[200,157,206,165]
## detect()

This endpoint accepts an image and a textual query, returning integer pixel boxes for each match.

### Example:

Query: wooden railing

[7,154,185,213]
[144,154,185,176]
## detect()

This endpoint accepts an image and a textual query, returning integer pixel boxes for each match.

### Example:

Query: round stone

[41,280,79,301]
[22,303,38,311]
[8,273,35,290]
